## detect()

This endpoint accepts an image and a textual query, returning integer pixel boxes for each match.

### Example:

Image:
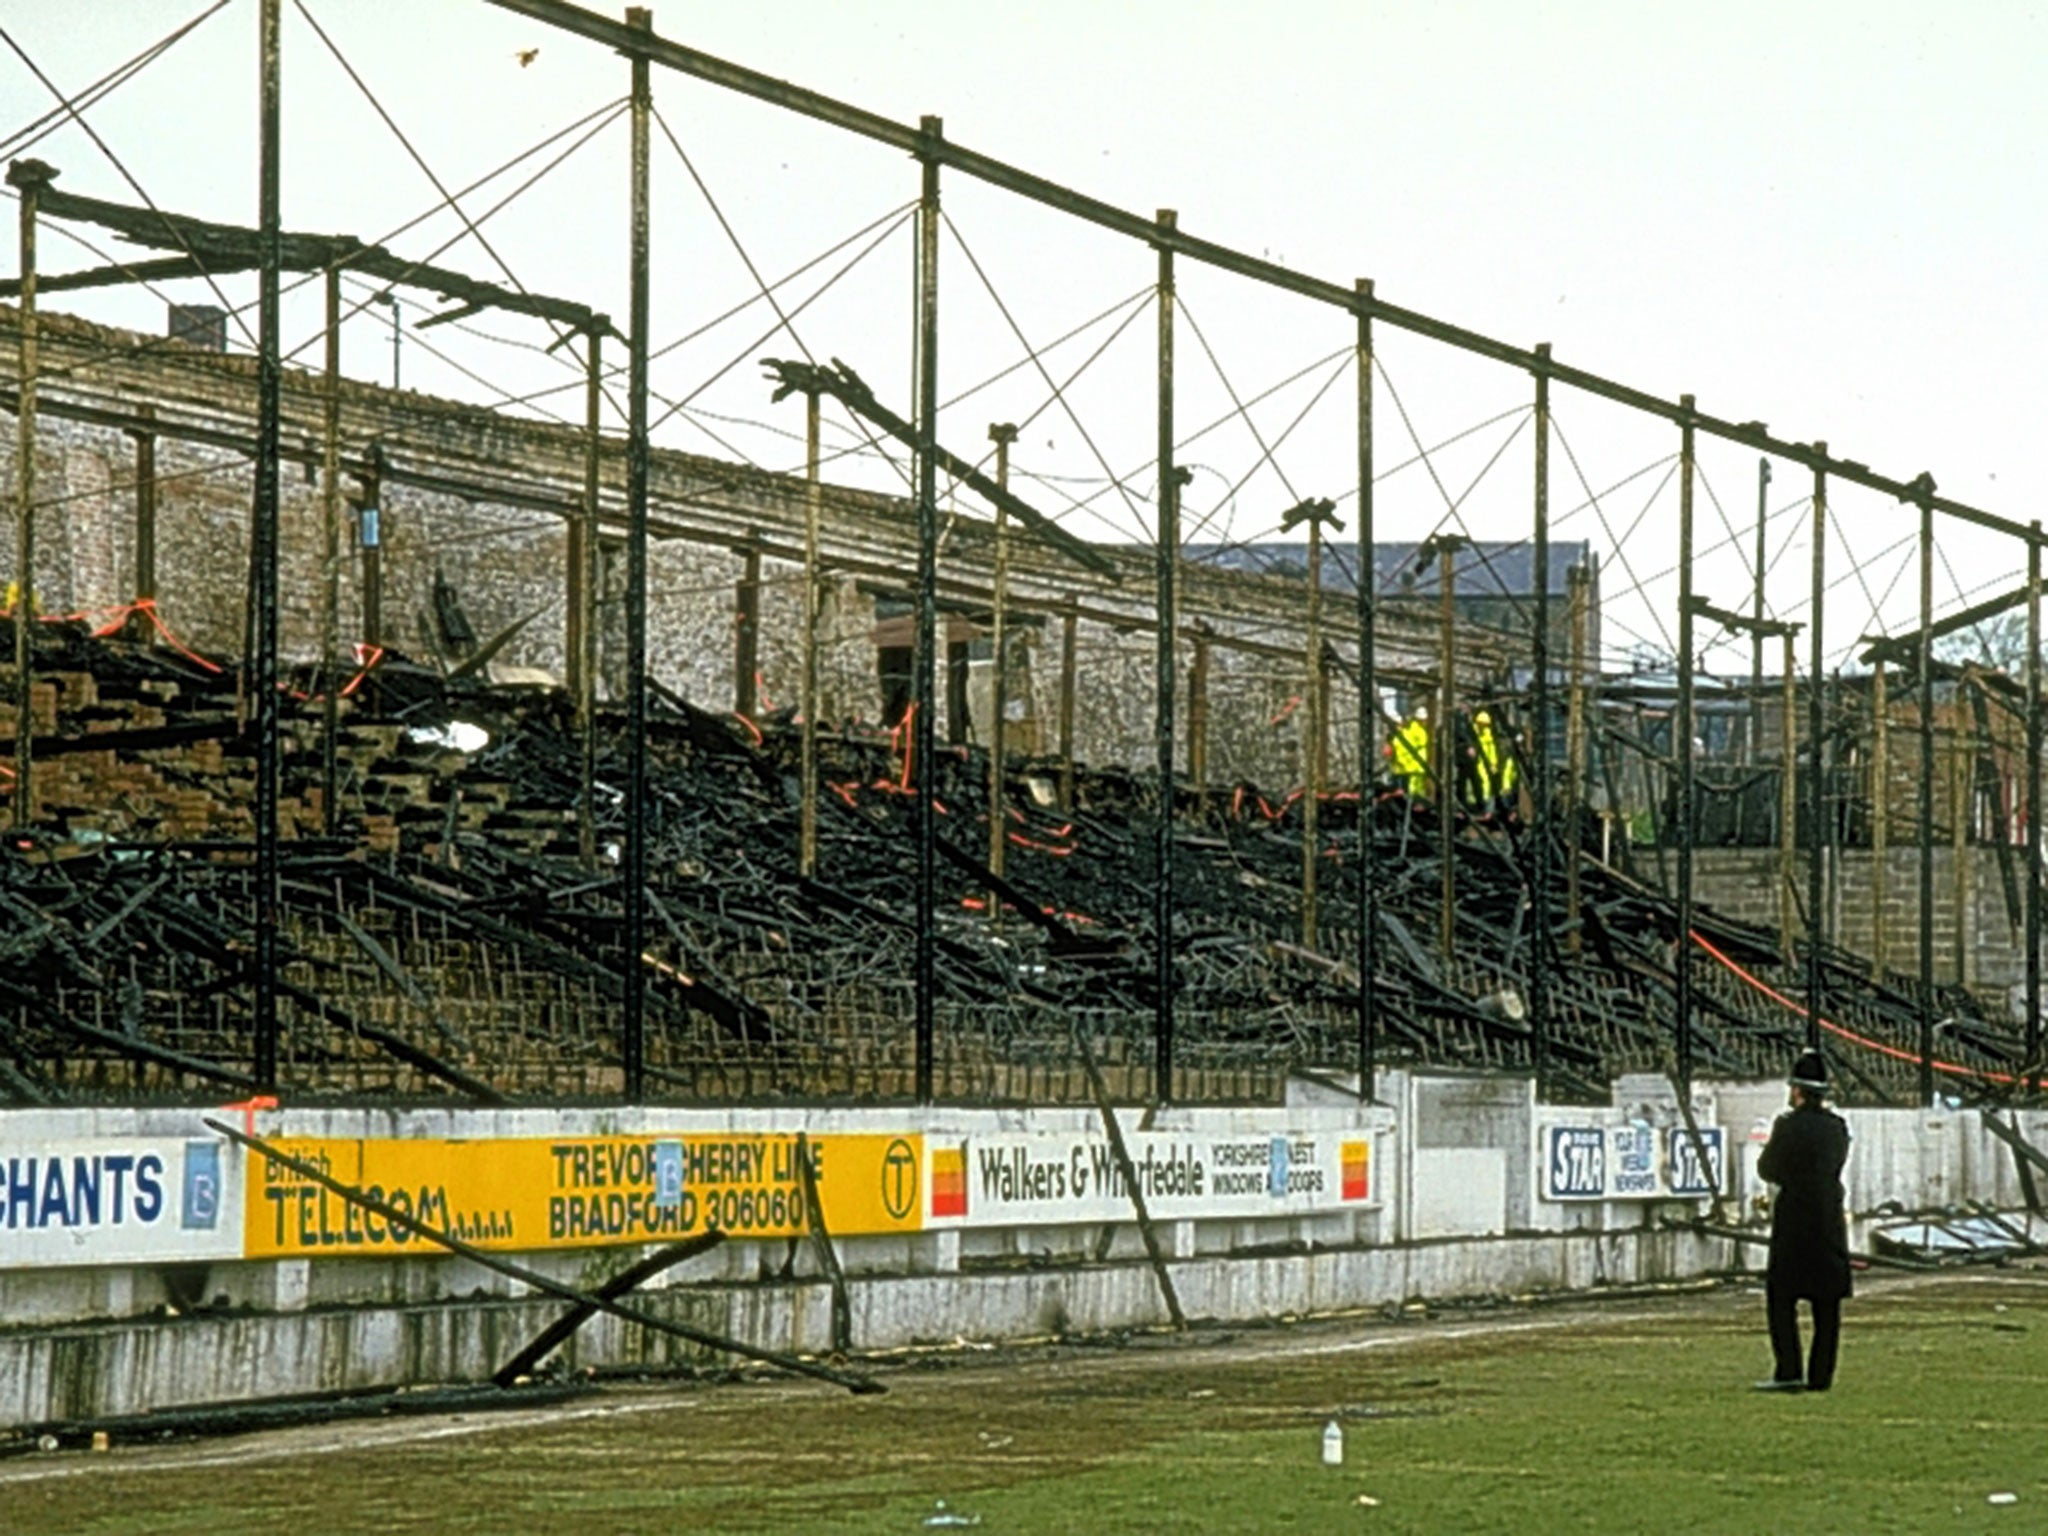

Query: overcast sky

[4,1,2043,673]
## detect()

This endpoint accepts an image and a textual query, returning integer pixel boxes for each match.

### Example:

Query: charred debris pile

[0,623,2021,1106]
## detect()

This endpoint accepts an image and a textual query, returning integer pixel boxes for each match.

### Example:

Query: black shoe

[1804,1381,1831,1393]
[1751,1379,1804,1393]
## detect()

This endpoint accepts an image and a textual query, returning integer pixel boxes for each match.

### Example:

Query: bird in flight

[514,47,540,67]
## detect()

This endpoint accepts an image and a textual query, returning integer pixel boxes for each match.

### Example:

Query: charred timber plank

[645,889,776,1042]
[19,183,617,338]
[929,833,1112,952]
[271,974,508,1103]
[330,906,473,1053]
[82,872,173,949]
[805,831,1050,966]
[1377,911,1441,987]
[1670,1216,1933,1271]
[9,992,259,1089]
[764,357,1117,580]
[1981,1111,2048,1180]
[0,716,243,761]
[0,1008,55,1102]
[23,1382,595,1452]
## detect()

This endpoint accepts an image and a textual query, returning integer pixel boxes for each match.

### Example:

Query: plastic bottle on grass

[1322,1419,1344,1466]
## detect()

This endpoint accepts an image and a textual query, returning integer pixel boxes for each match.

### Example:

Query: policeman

[1755,1048,1852,1392]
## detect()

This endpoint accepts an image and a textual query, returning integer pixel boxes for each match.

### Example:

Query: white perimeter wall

[0,1076,2041,1427]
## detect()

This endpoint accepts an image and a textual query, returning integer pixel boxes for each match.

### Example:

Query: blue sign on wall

[1545,1126,1607,1200]
[652,1141,684,1210]
[1665,1127,1725,1197]
[181,1141,221,1230]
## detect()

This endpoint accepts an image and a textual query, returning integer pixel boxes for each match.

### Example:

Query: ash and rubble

[0,620,2022,1107]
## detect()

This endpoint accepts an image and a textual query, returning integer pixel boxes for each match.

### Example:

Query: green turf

[11,1274,2048,1534]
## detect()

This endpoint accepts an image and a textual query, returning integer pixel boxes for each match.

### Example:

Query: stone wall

[0,306,1501,790]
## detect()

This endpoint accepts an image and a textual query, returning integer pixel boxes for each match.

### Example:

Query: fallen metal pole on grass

[1672,1216,1937,1272]
[492,1231,726,1388]
[796,1131,853,1355]
[207,1119,884,1395]
[1068,1024,1188,1331]
[1979,1110,2048,1214]
[1666,1069,1730,1227]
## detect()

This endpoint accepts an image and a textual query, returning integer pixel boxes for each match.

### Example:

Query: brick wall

[1691,845,2035,1010]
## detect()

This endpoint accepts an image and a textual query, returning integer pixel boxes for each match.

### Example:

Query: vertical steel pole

[132,404,158,634]
[251,0,283,1091]
[987,422,1016,902]
[734,545,760,715]
[912,117,943,1103]
[621,6,652,1101]
[1871,659,1888,976]
[1565,563,1589,954]
[1153,208,1179,1106]
[576,328,601,869]
[359,443,384,654]
[1355,279,1376,1100]
[800,391,823,879]
[1303,513,1323,948]
[1675,397,1697,1091]
[741,548,765,716]
[1437,539,1458,963]
[1751,458,1771,764]
[567,365,590,717]
[7,158,53,831]
[1057,599,1077,813]
[1916,481,1935,1104]
[1530,345,1553,1093]
[321,268,342,838]
[386,293,401,391]
[2029,524,2043,1096]
[1806,447,1827,1050]
[1952,696,1970,986]
[1189,625,1210,814]
[1781,630,1798,957]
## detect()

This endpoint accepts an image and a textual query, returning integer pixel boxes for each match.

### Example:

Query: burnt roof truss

[0,180,621,342]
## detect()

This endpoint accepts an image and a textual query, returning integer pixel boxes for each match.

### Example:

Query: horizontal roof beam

[1861,582,2033,666]
[2,173,619,341]
[1684,595,1800,639]
[484,0,2039,548]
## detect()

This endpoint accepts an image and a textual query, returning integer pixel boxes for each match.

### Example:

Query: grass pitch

[8,1270,2047,1534]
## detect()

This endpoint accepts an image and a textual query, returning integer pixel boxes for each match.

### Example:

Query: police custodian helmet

[1790,1049,1829,1093]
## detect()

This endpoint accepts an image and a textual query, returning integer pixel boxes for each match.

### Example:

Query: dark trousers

[1767,1284,1842,1389]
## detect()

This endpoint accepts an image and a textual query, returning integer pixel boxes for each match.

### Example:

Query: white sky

[4,0,2044,675]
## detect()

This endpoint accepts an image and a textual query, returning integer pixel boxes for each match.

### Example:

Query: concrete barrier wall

[1,1078,2041,1428]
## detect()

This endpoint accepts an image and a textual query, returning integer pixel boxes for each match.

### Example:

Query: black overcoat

[1757,1101,1852,1300]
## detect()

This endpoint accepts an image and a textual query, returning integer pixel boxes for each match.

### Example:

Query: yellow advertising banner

[244,1131,925,1259]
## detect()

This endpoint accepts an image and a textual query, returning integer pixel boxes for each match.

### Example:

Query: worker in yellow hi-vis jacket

[1387,710,1432,800]
[1470,708,1518,815]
